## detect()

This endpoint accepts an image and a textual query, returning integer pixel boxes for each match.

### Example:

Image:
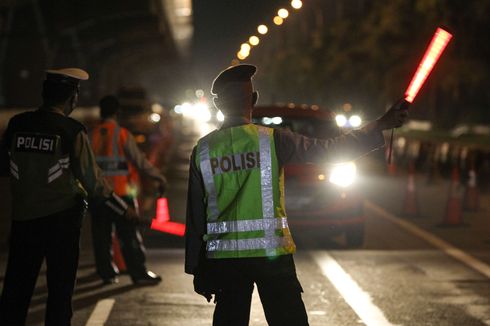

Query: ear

[252,91,259,106]
[213,97,220,109]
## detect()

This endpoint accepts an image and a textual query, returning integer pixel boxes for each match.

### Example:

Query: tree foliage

[254,0,490,128]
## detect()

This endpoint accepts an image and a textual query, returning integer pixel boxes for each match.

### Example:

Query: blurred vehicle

[252,105,365,247]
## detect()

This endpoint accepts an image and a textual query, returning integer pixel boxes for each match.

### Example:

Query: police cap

[211,64,256,96]
[45,68,89,88]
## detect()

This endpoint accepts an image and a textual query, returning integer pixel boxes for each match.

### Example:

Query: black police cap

[211,64,256,96]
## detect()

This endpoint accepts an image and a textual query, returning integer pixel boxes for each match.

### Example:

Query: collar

[220,116,251,129]
[39,105,65,116]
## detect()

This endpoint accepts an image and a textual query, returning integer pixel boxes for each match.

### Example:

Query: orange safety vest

[90,120,139,197]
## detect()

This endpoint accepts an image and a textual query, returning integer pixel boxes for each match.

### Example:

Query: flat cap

[45,68,89,87]
[211,64,256,95]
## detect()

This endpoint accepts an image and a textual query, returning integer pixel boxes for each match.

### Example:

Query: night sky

[191,0,289,90]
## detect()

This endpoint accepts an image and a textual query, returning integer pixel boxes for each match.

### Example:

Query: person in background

[89,95,167,285]
[0,68,137,325]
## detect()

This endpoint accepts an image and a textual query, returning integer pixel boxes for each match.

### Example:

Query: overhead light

[249,36,260,46]
[278,8,289,19]
[241,43,251,52]
[273,16,284,25]
[291,0,302,9]
[257,25,268,34]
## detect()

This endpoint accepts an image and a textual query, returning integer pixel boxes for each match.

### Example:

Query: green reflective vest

[196,124,296,259]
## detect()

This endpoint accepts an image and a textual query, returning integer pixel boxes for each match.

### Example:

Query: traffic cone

[150,197,186,236]
[112,233,127,273]
[463,162,479,211]
[402,162,419,217]
[440,167,464,226]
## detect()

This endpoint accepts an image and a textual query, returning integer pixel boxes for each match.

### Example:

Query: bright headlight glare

[329,162,357,187]
[335,114,347,127]
[349,115,362,127]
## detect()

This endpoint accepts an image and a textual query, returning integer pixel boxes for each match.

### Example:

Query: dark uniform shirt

[0,107,126,220]
[185,120,385,274]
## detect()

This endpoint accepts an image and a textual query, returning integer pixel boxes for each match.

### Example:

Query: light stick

[404,27,453,103]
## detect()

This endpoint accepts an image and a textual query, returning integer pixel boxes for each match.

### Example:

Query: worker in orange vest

[89,95,167,285]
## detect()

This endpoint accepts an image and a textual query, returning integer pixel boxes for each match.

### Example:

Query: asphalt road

[1,123,489,325]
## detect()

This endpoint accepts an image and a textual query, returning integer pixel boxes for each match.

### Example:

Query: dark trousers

[90,197,147,279]
[0,205,85,326]
[211,255,309,326]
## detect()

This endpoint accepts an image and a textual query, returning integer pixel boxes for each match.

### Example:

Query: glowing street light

[278,8,289,19]
[240,43,251,52]
[257,25,268,35]
[249,36,260,46]
[273,16,284,25]
[291,0,302,9]
[237,51,248,60]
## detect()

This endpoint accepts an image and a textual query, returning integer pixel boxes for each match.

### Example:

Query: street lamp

[257,25,268,34]
[291,0,302,9]
[249,36,260,46]
[273,16,284,25]
[278,8,289,19]
[241,43,251,52]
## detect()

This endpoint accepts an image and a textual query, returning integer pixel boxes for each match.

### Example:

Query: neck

[221,115,251,129]
[40,104,65,115]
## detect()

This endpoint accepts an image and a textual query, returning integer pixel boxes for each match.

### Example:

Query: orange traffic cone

[463,163,479,211]
[150,197,186,236]
[112,233,127,273]
[440,167,464,226]
[402,162,419,217]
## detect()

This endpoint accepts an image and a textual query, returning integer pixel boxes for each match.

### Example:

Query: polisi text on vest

[210,151,261,175]
[15,134,56,153]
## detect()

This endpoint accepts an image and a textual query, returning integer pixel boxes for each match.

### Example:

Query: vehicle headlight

[329,162,357,187]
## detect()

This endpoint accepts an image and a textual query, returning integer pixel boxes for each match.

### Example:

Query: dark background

[0,0,489,128]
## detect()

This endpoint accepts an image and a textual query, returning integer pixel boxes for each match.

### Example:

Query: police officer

[89,95,167,285]
[185,64,409,326]
[0,68,137,325]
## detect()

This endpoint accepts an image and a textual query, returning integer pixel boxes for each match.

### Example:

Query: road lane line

[365,200,490,279]
[85,298,115,326]
[311,251,395,326]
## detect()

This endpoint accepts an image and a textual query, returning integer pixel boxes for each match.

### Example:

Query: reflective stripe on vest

[92,124,129,176]
[47,156,70,183]
[198,124,295,259]
[9,159,19,179]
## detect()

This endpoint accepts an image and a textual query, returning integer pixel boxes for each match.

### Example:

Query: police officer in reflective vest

[185,64,409,325]
[0,68,137,325]
[89,95,167,285]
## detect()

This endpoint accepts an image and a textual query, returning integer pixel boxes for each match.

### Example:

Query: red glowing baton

[404,27,452,103]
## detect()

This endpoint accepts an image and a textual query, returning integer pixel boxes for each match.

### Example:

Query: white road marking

[311,251,395,326]
[85,298,115,326]
[365,200,490,279]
